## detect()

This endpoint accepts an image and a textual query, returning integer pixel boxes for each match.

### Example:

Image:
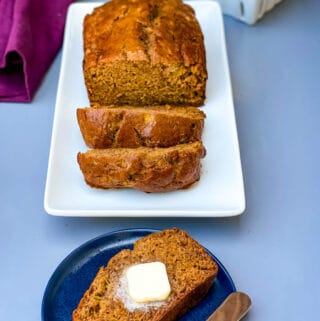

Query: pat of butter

[126,262,171,303]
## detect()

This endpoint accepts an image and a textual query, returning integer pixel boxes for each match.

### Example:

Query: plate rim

[41,228,236,321]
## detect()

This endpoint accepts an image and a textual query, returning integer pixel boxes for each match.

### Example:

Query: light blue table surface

[1,0,319,320]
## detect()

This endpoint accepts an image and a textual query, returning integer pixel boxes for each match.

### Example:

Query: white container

[215,0,283,24]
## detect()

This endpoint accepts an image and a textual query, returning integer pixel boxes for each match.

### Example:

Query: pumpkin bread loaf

[77,105,206,149]
[83,0,207,106]
[72,228,218,321]
[77,141,205,192]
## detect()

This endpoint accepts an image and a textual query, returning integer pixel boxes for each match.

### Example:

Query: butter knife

[206,292,251,321]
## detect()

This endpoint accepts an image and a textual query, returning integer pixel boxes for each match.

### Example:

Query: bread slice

[72,228,218,321]
[77,141,205,193]
[77,105,205,149]
[83,0,207,106]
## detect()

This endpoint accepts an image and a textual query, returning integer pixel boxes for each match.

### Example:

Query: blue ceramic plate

[42,229,236,321]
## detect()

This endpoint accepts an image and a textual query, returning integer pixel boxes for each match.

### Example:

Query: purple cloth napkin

[0,0,73,102]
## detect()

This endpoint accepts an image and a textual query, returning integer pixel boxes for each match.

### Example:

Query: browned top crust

[77,141,206,193]
[72,228,218,321]
[83,0,206,69]
[77,105,206,148]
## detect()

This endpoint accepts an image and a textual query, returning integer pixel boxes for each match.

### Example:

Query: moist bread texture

[83,0,207,106]
[77,105,206,148]
[72,228,218,321]
[77,141,205,192]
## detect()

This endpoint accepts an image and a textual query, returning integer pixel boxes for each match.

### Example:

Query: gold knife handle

[206,292,251,321]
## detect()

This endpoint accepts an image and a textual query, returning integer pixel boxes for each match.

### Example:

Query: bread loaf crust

[83,0,207,106]
[77,105,205,148]
[72,228,218,321]
[77,142,206,192]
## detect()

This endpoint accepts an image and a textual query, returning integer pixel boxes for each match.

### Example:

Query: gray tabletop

[0,0,319,320]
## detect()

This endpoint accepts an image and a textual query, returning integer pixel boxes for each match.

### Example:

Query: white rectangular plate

[44,1,245,217]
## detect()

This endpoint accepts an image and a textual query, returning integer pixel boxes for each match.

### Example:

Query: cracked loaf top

[83,0,206,67]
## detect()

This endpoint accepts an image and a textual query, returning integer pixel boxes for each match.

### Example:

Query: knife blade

[206,292,251,321]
